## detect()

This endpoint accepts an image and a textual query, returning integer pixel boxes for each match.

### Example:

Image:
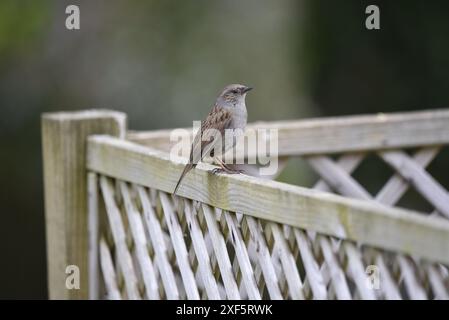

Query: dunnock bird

[173,84,253,195]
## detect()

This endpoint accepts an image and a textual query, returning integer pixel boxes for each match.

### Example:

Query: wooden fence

[42,109,449,299]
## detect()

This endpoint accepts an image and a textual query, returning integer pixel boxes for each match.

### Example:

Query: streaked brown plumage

[173,84,252,195]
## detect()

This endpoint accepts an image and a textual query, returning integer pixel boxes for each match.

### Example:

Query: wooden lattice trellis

[91,174,449,300]
[42,109,449,300]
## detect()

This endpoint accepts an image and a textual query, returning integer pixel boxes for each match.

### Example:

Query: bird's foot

[210,167,244,175]
[211,168,226,175]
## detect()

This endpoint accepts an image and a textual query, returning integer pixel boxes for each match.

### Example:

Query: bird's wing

[189,105,233,163]
[174,105,232,195]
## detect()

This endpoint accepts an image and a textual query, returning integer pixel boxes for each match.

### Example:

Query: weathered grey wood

[42,110,126,299]
[128,109,449,156]
[317,235,351,300]
[397,255,427,300]
[242,216,283,299]
[375,147,439,205]
[136,186,179,299]
[229,156,290,180]
[159,192,200,299]
[343,242,376,300]
[183,200,221,299]
[87,135,449,265]
[265,223,304,299]
[267,236,290,299]
[311,148,440,209]
[307,149,445,299]
[99,176,140,299]
[87,173,99,300]
[309,149,445,216]
[119,182,160,299]
[313,154,365,192]
[380,150,449,217]
[201,204,241,299]
[307,146,449,304]
[425,264,449,299]
[311,149,448,219]
[374,253,401,300]
[223,212,261,299]
[307,155,372,200]
[99,238,121,300]
[294,229,327,299]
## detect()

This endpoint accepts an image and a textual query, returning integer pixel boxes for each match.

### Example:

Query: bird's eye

[231,90,238,94]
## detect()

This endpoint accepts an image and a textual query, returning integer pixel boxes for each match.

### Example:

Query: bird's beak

[242,86,253,93]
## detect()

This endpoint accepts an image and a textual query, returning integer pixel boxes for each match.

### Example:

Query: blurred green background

[1,0,448,298]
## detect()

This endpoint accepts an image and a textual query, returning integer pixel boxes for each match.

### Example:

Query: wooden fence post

[42,110,127,299]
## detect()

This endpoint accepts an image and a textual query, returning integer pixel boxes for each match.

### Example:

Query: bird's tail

[173,163,195,195]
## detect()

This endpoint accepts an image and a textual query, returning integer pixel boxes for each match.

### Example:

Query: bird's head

[217,84,253,106]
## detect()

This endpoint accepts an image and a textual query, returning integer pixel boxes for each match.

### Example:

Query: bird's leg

[210,157,228,174]
[211,157,244,175]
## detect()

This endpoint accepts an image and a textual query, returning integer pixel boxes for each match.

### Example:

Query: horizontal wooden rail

[87,135,449,265]
[127,109,449,156]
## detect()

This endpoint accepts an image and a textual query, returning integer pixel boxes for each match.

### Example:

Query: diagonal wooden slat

[201,204,241,299]
[263,241,288,298]
[88,173,100,300]
[223,211,261,299]
[119,182,160,299]
[293,229,327,299]
[265,223,304,299]
[307,155,372,200]
[373,252,401,300]
[397,255,427,300]
[242,216,283,299]
[313,154,366,192]
[343,242,376,300]
[425,264,449,299]
[306,150,446,300]
[182,200,221,299]
[136,186,180,299]
[218,211,247,299]
[380,150,449,217]
[310,148,441,214]
[99,238,122,300]
[159,192,200,299]
[99,176,140,299]
[317,235,351,299]
[375,147,440,205]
